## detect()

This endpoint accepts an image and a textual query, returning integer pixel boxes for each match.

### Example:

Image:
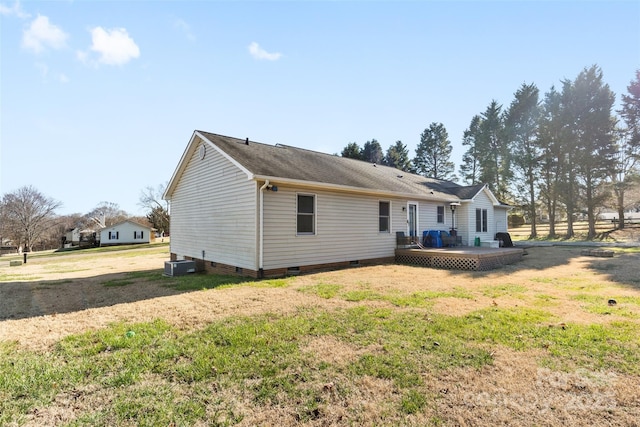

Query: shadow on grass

[582,249,640,291]
[434,246,640,291]
[0,270,252,322]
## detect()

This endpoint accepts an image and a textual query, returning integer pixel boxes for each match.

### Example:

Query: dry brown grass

[1,243,639,426]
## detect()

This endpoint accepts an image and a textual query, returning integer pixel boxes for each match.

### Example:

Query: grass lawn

[1,244,639,426]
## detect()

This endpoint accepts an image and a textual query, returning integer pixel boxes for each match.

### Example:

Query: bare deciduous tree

[86,202,129,228]
[139,183,170,235]
[1,185,62,252]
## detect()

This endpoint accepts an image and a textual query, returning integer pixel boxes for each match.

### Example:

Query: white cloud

[58,73,69,83]
[22,15,68,53]
[0,0,29,18]
[248,42,282,61]
[174,18,195,41]
[88,26,140,66]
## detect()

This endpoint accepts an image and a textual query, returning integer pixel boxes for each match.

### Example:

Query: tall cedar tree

[341,142,363,160]
[564,65,617,239]
[460,115,482,185]
[505,83,541,238]
[413,122,456,180]
[538,87,565,237]
[614,70,640,228]
[477,100,511,201]
[362,139,384,164]
[384,140,412,172]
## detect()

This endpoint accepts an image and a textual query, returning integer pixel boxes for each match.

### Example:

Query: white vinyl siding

[262,189,399,269]
[467,189,495,243]
[169,140,257,269]
[99,221,151,245]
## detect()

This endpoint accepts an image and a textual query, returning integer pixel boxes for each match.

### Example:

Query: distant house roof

[165,131,500,204]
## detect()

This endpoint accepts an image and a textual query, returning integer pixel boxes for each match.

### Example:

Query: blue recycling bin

[428,230,443,248]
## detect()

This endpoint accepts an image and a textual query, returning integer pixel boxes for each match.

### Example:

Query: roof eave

[252,174,457,202]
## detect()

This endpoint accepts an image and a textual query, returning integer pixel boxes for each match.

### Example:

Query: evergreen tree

[537,86,564,238]
[477,100,511,201]
[620,69,640,149]
[413,122,456,180]
[341,142,363,160]
[459,115,482,185]
[566,65,617,239]
[505,83,541,238]
[558,78,581,238]
[384,140,412,172]
[362,139,384,164]
[614,70,640,229]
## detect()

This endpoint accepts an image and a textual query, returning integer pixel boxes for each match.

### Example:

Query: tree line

[341,65,640,239]
[0,184,169,253]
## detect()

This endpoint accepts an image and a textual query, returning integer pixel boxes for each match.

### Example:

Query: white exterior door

[407,202,418,237]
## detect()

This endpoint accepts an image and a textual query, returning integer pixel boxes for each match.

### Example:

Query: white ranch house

[99,220,151,246]
[164,131,510,278]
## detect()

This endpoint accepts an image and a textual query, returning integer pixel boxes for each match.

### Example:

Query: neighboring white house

[163,131,510,278]
[99,220,151,246]
[63,227,98,248]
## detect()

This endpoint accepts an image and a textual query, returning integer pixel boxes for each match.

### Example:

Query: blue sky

[1,0,639,216]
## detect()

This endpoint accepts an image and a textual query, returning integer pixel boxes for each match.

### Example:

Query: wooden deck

[395,246,524,271]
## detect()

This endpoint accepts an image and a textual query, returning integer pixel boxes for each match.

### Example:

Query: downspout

[258,180,270,278]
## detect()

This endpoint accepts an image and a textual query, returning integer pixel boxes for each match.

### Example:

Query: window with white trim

[108,231,119,240]
[297,194,315,234]
[379,201,390,232]
[437,206,445,224]
[476,208,488,232]
[134,231,144,239]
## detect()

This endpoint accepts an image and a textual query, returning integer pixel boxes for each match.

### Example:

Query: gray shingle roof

[197,131,486,201]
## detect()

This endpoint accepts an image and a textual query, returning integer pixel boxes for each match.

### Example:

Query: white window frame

[476,208,488,232]
[296,193,316,235]
[379,200,391,233]
[437,205,445,224]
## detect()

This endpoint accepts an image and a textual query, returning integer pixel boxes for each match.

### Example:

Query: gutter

[258,179,270,278]
[250,174,456,203]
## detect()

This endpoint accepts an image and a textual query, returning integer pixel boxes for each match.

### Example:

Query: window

[379,201,390,232]
[108,231,119,240]
[297,194,315,234]
[476,209,488,232]
[437,206,445,224]
[134,231,144,239]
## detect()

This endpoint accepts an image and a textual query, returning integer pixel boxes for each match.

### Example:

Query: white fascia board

[163,131,200,200]
[163,131,255,200]
[465,184,500,205]
[484,187,501,205]
[252,174,455,202]
[197,131,253,179]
